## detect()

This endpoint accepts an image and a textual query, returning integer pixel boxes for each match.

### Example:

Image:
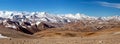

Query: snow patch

[36,21,41,25]
[5,25,17,29]
[0,34,8,38]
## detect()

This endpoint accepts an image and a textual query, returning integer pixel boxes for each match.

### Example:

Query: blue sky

[0,0,120,17]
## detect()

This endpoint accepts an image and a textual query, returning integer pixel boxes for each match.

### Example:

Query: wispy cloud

[98,2,120,9]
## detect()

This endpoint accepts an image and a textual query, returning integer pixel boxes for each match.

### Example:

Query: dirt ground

[0,26,120,44]
[0,37,120,44]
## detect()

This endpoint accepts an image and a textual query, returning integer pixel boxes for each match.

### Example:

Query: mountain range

[0,11,120,38]
[0,11,120,23]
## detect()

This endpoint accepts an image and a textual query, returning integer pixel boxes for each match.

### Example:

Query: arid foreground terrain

[0,28,120,44]
[0,20,120,44]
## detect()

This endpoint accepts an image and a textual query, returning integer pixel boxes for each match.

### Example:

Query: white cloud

[98,2,120,9]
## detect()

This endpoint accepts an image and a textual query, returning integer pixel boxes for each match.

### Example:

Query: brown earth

[34,27,120,38]
[0,27,120,44]
[0,21,120,44]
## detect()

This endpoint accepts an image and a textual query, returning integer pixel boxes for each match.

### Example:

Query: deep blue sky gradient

[0,0,120,17]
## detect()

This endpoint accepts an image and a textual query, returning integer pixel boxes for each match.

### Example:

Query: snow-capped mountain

[0,11,87,23]
[0,11,120,25]
[0,11,120,34]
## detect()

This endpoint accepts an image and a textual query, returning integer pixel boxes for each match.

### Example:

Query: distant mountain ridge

[0,11,119,31]
[0,11,119,23]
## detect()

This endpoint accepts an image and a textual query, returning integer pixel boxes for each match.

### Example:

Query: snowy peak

[0,11,119,23]
[0,11,119,30]
[30,12,48,17]
[64,13,89,19]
